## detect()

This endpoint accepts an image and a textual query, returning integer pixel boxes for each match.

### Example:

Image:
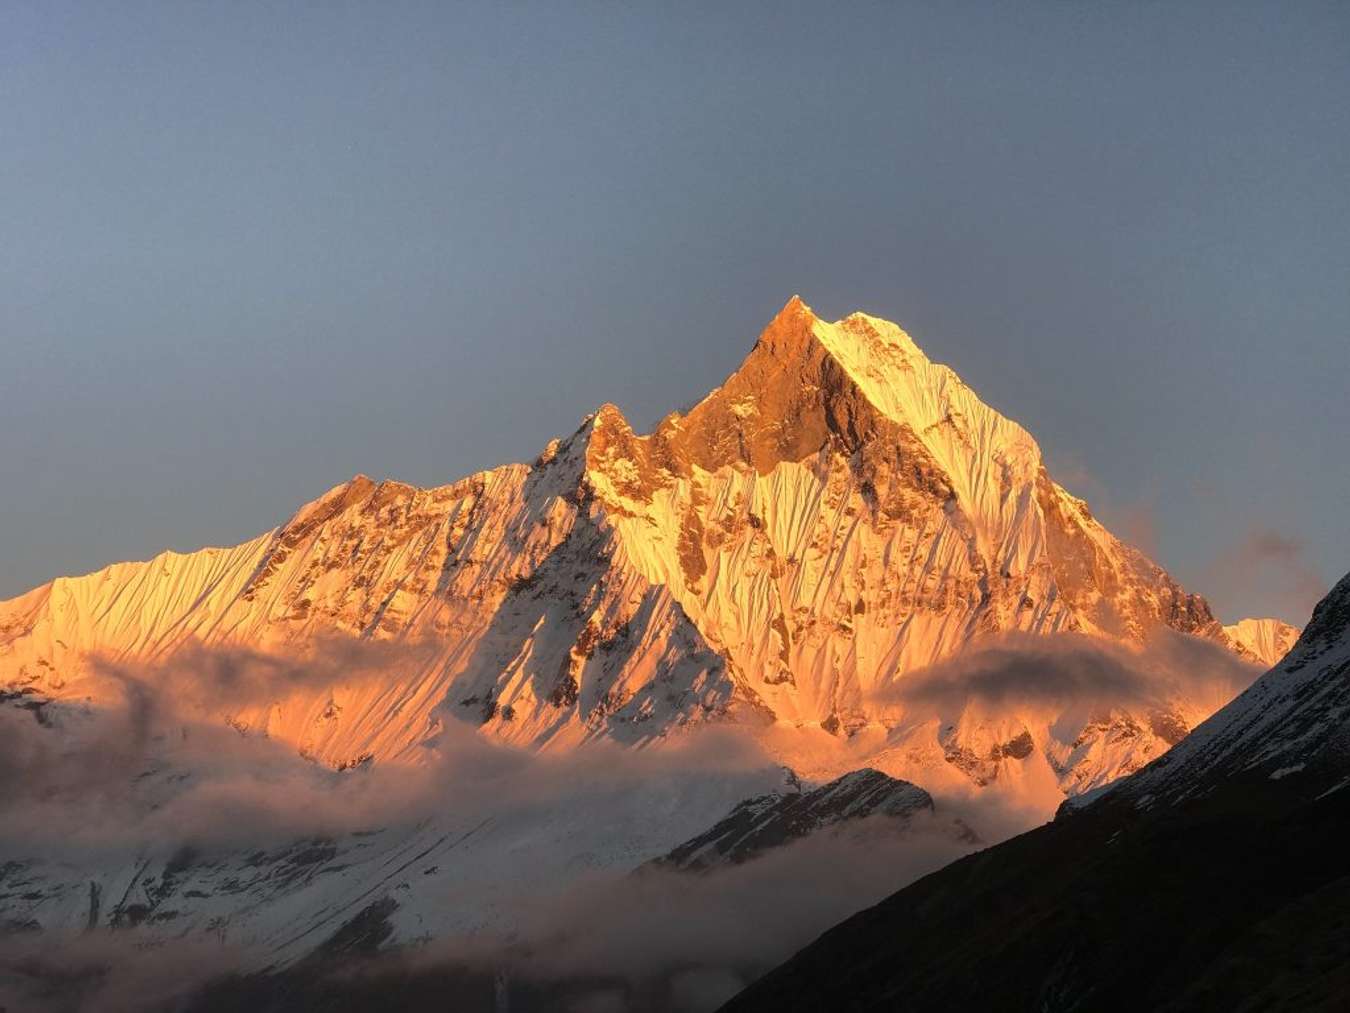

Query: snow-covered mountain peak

[754,292,817,350]
[753,295,926,369]
[1223,616,1301,667]
[1,298,1252,802]
[583,296,1042,493]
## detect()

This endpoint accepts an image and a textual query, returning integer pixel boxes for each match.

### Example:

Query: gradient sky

[2,2,1347,624]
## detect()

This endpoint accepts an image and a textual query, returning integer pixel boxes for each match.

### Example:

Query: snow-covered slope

[1223,616,1300,667]
[0,297,1253,798]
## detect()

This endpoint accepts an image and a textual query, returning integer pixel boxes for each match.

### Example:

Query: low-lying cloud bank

[93,635,444,716]
[0,812,982,1013]
[0,685,767,859]
[0,629,1258,1012]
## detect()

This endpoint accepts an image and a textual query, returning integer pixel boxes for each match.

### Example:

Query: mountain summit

[0,298,1272,797]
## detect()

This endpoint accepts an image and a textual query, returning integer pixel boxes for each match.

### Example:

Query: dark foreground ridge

[720,774,1350,1012]
[720,572,1350,1013]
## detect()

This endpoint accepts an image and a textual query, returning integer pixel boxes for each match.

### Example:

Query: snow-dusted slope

[0,297,1251,797]
[1109,572,1350,808]
[1223,616,1300,667]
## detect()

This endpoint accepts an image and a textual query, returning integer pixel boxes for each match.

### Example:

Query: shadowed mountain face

[0,298,1276,802]
[651,769,963,871]
[720,572,1350,1013]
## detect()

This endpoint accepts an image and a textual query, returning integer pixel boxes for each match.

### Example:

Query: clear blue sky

[2,2,1346,624]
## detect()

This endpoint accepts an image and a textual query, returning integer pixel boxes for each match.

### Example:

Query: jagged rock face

[651,769,954,871]
[0,436,737,763]
[0,297,1259,794]
[584,301,1235,721]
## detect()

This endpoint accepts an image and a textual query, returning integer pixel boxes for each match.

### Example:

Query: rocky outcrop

[651,769,958,871]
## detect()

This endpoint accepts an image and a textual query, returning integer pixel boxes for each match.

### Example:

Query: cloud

[871,629,1260,717]
[0,628,778,865]
[0,799,1009,1013]
[0,636,468,854]
[0,681,771,862]
[0,636,986,1013]
[476,812,974,985]
[265,811,983,1013]
[0,698,864,1012]
[0,707,374,856]
[0,663,803,1013]
[0,933,260,1013]
[1,627,1255,1013]
[90,635,442,720]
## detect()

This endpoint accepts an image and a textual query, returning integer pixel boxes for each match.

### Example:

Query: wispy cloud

[869,629,1259,715]
[1204,524,1329,623]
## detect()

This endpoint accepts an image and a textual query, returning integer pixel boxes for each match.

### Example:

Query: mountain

[720,571,1350,1013]
[0,297,1255,800]
[0,297,1310,1012]
[1224,616,1301,667]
